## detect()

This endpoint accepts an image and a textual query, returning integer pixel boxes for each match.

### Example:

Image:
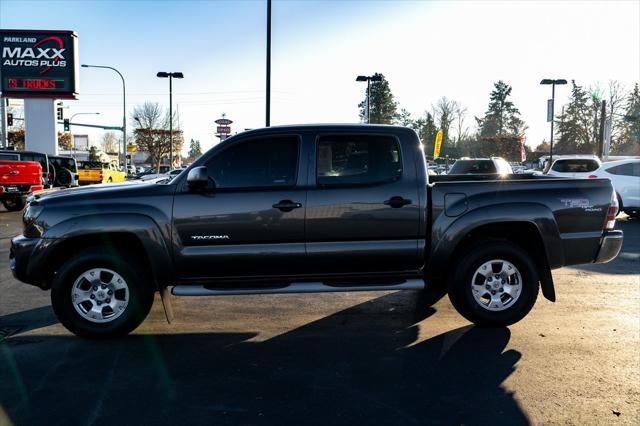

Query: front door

[172,135,306,280]
[305,133,422,275]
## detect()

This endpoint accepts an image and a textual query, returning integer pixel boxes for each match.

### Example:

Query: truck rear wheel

[448,241,539,327]
[51,248,154,338]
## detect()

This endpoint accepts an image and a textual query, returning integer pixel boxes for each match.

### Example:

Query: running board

[171,278,426,297]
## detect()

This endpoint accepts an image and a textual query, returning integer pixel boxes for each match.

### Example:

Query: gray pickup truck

[10,125,623,338]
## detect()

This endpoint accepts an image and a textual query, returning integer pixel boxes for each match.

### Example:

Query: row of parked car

[436,155,639,218]
[0,147,190,210]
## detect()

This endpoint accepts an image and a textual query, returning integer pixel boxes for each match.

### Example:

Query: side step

[172,278,425,297]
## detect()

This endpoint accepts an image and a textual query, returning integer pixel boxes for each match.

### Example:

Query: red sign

[217,126,231,134]
[215,118,233,125]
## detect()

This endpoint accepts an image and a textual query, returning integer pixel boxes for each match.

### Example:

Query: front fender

[30,213,174,289]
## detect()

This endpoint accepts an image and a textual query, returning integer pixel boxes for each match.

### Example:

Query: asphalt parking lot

[0,206,638,426]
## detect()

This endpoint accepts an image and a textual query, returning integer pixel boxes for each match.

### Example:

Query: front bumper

[9,235,45,287]
[594,230,623,264]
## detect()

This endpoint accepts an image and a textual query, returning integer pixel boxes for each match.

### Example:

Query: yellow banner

[433,130,443,158]
[126,144,138,153]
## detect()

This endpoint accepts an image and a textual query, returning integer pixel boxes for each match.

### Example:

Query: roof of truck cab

[233,124,415,138]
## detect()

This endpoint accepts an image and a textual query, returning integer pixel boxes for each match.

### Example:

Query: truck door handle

[272,200,302,212]
[384,196,411,208]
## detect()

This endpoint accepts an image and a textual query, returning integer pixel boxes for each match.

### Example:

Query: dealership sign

[0,29,79,99]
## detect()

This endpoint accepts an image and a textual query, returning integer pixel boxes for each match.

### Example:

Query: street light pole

[356,75,382,124]
[540,78,567,166]
[157,72,184,168]
[266,0,272,127]
[81,64,126,168]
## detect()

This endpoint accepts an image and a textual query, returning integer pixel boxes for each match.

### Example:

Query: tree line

[359,73,639,161]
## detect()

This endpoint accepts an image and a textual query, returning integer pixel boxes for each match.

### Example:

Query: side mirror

[187,166,211,191]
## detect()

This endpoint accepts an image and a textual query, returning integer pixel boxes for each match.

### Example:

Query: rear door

[172,134,307,279]
[305,132,421,274]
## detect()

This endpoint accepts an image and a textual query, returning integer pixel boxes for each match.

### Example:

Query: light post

[157,72,183,168]
[356,75,383,124]
[540,78,567,166]
[81,64,127,168]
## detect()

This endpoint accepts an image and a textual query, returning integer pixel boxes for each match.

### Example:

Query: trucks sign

[0,29,79,99]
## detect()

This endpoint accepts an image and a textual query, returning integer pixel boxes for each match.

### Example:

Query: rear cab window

[316,135,402,186]
[551,159,600,173]
[449,160,497,174]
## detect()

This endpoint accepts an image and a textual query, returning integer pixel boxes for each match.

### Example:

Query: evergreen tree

[419,112,438,157]
[615,83,640,155]
[396,109,414,127]
[476,81,526,137]
[555,81,593,154]
[188,138,202,159]
[358,73,398,124]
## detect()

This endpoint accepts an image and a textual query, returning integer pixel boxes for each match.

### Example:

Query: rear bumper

[594,230,623,264]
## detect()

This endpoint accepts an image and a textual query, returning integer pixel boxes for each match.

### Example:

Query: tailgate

[79,169,102,181]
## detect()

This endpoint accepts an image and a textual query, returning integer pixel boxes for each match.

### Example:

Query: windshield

[449,160,497,174]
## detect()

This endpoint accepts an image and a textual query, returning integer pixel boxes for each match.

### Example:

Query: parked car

[0,149,52,188]
[10,125,622,338]
[589,159,640,218]
[139,168,185,181]
[77,161,127,185]
[448,157,513,175]
[48,155,79,188]
[133,165,171,180]
[545,156,602,178]
[0,160,43,211]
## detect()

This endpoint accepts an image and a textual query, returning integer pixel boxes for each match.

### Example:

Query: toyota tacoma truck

[0,160,43,211]
[9,125,623,338]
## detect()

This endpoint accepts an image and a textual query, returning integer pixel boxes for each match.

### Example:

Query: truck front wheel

[2,197,27,211]
[448,241,539,327]
[51,248,154,338]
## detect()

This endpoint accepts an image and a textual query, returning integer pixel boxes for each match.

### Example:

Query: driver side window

[205,136,299,189]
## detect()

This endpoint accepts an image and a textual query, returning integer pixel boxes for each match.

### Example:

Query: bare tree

[101,132,120,154]
[432,97,456,145]
[607,80,626,141]
[131,102,183,170]
[452,102,469,143]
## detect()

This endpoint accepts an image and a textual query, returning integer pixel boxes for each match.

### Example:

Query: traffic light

[56,103,64,120]
[63,119,70,132]
[7,113,12,126]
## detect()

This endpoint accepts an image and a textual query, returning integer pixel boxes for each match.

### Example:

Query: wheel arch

[427,204,561,301]
[32,214,174,290]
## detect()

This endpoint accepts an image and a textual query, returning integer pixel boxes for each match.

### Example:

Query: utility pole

[597,100,606,158]
[266,0,272,127]
[0,98,7,148]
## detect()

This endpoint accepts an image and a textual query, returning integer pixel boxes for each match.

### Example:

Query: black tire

[448,240,539,327]
[55,167,72,187]
[51,248,154,338]
[2,197,27,211]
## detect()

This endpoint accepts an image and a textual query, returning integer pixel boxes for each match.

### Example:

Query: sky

[1,0,639,155]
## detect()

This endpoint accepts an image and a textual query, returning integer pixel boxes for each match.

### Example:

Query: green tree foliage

[358,73,398,124]
[476,81,526,137]
[555,81,595,154]
[474,81,527,160]
[614,83,640,155]
[188,139,203,160]
[88,146,100,161]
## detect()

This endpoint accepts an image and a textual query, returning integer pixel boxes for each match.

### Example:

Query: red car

[0,160,43,211]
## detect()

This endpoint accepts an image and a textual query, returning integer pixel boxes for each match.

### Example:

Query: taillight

[604,190,618,230]
[588,175,598,179]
